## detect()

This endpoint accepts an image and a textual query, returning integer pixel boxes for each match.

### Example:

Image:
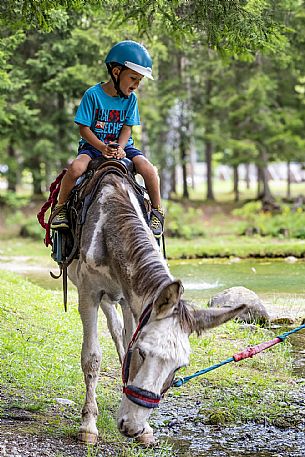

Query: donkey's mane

[101,174,169,299]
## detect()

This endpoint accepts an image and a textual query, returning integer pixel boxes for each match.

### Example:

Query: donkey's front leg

[100,297,125,364]
[78,295,101,444]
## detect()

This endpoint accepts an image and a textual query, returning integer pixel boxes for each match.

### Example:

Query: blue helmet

[105,40,154,80]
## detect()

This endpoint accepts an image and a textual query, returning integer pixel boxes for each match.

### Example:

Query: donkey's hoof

[78,431,98,445]
[136,432,155,446]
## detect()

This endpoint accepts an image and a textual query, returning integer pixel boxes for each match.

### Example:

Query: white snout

[118,397,152,437]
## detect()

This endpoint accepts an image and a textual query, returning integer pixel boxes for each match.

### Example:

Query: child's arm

[118,124,132,149]
[79,125,117,159]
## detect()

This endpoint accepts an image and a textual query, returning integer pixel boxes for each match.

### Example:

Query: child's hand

[102,143,118,159]
[102,143,126,159]
[115,146,126,160]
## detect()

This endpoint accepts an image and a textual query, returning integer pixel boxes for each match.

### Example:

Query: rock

[285,256,298,263]
[208,286,270,326]
[229,257,241,263]
[55,398,75,406]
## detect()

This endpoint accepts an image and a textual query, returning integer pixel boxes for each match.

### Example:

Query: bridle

[122,303,178,409]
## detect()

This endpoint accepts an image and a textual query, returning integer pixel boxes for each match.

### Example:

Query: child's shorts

[77,143,143,160]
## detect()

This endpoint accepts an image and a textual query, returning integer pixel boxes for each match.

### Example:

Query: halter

[122,302,180,408]
[122,303,162,408]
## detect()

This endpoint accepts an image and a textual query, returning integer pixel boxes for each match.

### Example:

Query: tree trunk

[245,163,251,189]
[158,130,168,199]
[29,157,43,195]
[233,164,239,202]
[7,143,18,192]
[180,136,189,199]
[170,164,177,197]
[205,74,214,200]
[287,161,291,200]
[178,56,189,199]
[205,139,214,200]
[257,149,273,201]
[256,165,262,199]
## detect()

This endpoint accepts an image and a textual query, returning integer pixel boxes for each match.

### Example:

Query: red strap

[123,386,160,405]
[37,169,67,246]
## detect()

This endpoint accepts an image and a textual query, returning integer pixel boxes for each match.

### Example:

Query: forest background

[1,0,305,253]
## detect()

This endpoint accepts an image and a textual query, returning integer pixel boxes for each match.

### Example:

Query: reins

[172,322,305,388]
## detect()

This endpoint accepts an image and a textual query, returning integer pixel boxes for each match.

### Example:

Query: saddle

[52,157,150,263]
[39,158,150,309]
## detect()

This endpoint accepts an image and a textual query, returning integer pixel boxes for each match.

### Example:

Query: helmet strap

[107,63,128,99]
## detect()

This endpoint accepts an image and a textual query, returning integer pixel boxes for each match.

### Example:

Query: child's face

[117,69,143,97]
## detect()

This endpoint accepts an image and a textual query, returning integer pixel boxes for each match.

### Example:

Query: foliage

[165,201,205,239]
[167,235,305,259]
[0,191,30,209]
[233,201,263,217]
[19,215,45,240]
[233,201,305,238]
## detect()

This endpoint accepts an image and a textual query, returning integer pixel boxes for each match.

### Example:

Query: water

[170,258,305,302]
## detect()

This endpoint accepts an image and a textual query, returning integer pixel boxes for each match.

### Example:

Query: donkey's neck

[103,179,172,317]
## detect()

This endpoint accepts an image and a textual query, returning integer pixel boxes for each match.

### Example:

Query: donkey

[67,169,245,445]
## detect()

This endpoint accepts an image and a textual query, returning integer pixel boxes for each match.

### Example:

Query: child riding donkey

[51,40,164,238]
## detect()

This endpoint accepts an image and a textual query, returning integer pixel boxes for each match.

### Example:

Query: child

[51,40,164,238]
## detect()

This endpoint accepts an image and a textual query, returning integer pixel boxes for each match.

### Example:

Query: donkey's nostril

[133,427,145,438]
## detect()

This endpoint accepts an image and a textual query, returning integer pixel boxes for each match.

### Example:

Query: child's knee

[135,157,157,177]
[144,162,159,180]
[69,158,88,179]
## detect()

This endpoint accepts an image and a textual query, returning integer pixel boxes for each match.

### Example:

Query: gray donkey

[67,171,244,445]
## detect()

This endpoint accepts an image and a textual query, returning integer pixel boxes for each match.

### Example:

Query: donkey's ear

[190,304,247,335]
[153,280,183,319]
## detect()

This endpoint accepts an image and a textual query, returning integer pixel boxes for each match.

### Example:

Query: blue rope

[172,322,305,388]
[276,322,305,341]
[173,357,234,387]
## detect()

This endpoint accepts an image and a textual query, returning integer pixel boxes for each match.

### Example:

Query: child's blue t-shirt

[74,83,141,147]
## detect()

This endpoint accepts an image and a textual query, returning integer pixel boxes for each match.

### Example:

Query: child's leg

[132,156,161,208]
[132,156,164,238]
[57,154,92,205]
[51,154,91,229]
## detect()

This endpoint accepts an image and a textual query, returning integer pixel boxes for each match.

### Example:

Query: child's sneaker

[50,205,69,229]
[149,207,165,239]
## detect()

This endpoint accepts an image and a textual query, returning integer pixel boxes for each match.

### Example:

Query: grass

[0,237,52,257]
[0,268,303,456]
[167,235,305,259]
